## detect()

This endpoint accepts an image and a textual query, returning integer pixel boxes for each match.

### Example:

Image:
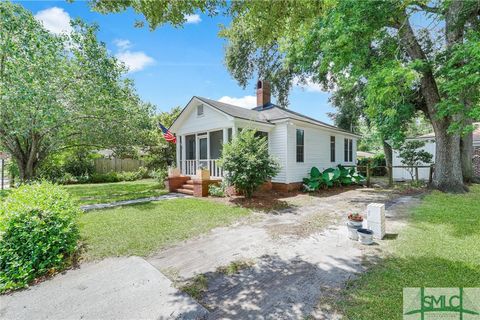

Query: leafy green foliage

[0,182,80,292]
[208,182,225,197]
[143,106,182,171]
[219,129,280,198]
[398,140,433,180]
[149,168,168,188]
[0,2,153,181]
[88,167,148,184]
[357,154,387,176]
[303,165,364,192]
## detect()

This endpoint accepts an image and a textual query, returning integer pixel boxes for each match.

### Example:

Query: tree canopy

[0,2,153,181]
[90,0,480,192]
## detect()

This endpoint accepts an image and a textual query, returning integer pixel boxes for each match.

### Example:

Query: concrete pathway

[148,189,420,319]
[81,192,190,211]
[0,257,208,320]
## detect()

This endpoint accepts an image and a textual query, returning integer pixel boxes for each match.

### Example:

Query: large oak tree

[91,0,480,192]
[0,2,153,181]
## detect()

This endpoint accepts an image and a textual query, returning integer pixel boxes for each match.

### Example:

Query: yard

[64,179,167,205]
[337,185,480,319]
[78,198,250,260]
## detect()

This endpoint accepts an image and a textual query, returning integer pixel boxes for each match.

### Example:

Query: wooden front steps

[176,179,194,195]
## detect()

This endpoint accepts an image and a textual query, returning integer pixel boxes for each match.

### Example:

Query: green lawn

[78,198,250,260]
[338,185,480,319]
[64,179,167,205]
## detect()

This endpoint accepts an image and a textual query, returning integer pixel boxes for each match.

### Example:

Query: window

[228,128,232,141]
[344,138,353,162]
[254,131,268,141]
[349,139,353,162]
[197,104,204,116]
[296,129,304,162]
[330,136,335,162]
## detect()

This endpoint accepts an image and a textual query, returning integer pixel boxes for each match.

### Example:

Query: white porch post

[207,131,210,161]
[181,135,186,174]
[195,133,199,168]
[222,128,228,145]
[176,135,180,169]
[232,124,237,138]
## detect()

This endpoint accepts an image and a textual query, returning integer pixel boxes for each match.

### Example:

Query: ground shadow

[171,253,377,319]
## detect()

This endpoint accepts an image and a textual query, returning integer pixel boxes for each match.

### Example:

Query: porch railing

[184,160,197,176]
[208,159,224,178]
[181,159,224,178]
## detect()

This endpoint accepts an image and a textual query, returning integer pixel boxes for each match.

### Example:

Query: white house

[392,124,480,181]
[169,80,360,192]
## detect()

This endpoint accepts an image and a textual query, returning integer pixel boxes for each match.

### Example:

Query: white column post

[176,135,180,169]
[181,135,186,174]
[223,128,228,145]
[232,124,237,138]
[207,131,211,161]
[195,133,199,168]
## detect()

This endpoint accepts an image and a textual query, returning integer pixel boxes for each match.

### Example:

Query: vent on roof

[256,80,271,108]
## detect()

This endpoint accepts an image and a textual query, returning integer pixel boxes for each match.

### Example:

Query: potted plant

[196,165,210,180]
[357,228,374,245]
[347,213,364,228]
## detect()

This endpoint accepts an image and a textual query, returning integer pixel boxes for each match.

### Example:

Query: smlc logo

[404,288,480,319]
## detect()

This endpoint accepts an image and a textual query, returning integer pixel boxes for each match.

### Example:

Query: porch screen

[209,130,223,159]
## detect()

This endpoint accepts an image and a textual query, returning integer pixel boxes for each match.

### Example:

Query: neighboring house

[169,80,360,191]
[357,151,375,159]
[392,124,480,181]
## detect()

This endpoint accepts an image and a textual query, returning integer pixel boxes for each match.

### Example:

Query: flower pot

[347,219,363,228]
[347,223,360,240]
[197,169,210,180]
[357,228,374,245]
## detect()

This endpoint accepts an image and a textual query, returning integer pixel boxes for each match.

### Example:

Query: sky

[20,1,335,123]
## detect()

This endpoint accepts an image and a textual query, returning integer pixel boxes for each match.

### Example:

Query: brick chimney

[256,80,271,108]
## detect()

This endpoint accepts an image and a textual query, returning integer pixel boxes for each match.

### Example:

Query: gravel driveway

[148,187,420,319]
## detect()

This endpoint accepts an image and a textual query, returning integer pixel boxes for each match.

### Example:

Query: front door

[198,135,208,168]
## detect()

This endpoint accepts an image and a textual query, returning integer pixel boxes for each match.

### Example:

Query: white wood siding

[174,102,233,135]
[268,123,288,183]
[285,123,358,183]
[392,138,436,181]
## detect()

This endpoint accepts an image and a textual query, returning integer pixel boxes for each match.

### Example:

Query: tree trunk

[461,130,474,183]
[431,119,466,193]
[382,140,392,167]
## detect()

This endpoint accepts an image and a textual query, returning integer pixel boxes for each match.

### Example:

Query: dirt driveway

[148,187,420,319]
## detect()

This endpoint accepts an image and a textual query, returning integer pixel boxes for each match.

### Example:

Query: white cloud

[35,7,72,34]
[294,77,326,93]
[113,39,132,51]
[218,95,257,109]
[185,14,201,24]
[116,51,155,73]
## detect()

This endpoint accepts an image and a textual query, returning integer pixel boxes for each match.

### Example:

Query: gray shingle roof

[196,96,357,135]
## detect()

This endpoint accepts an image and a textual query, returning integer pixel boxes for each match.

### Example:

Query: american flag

[158,123,176,144]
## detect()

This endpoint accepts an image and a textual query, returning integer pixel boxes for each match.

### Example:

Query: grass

[216,259,255,275]
[64,179,167,205]
[337,185,480,319]
[78,198,250,260]
[179,274,209,301]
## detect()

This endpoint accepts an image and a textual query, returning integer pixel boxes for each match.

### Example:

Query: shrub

[0,182,80,293]
[208,183,225,197]
[219,129,280,198]
[150,168,168,187]
[89,172,120,183]
[357,153,387,176]
[303,165,364,192]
